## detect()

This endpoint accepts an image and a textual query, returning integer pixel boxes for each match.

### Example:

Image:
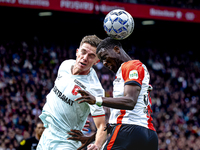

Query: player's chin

[111,66,118,73]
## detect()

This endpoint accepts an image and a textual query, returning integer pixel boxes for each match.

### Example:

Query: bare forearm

[94,124,107,149]
[101,85,140,110]
[102,97,136,110]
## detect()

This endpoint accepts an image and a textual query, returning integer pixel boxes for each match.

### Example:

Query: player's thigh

[103,124,158,150]
[126,125,158,150]
[148,129,158,150]
[102,124,128,150]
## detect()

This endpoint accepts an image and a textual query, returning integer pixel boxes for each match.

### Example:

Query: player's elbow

[125,99,136,110]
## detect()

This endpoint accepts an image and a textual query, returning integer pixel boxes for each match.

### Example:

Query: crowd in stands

[0,35,199,150]
[107,0,200,9]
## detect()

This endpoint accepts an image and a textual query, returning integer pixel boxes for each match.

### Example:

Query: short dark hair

[96,37,122,54]
[35,119,43,127]
[80,35,102,48]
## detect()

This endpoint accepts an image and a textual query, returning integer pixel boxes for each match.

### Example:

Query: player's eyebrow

[81,48,96,57]
[80,49,86,52]
[89,53,96,57]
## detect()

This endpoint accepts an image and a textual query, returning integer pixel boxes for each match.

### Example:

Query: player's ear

[76,49,79,56]
[113,46,120,54]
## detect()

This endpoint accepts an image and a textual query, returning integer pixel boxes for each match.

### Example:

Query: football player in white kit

[36,35,107,150]
[73,37,158,150]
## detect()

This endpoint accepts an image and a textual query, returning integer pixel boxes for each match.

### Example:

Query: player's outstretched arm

[75,84,141,110]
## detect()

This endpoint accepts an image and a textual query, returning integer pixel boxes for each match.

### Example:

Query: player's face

[35,123,45,136]
[97,48,119,73]
[75,43,99,75]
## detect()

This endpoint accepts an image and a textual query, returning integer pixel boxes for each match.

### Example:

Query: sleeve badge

[129,70,138,79]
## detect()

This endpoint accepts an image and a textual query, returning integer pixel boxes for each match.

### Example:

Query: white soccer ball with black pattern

[103,9,134,40]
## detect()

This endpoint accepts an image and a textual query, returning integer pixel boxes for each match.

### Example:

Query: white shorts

[36,124,81,150]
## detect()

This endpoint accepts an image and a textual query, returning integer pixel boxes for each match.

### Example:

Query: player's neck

[118,55,132,66]
[123,52,132,62]
[71,65,89,75]
[35,134,40,140]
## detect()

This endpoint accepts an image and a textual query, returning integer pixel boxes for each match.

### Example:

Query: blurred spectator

[17,120,44,150]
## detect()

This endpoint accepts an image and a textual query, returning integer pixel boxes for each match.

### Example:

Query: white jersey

[39,60,105,134]
[109,60,155,131]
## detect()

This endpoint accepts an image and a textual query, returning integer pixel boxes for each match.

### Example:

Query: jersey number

[143,95,152,117]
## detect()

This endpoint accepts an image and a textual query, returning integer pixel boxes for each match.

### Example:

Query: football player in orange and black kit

[69,37,158,150]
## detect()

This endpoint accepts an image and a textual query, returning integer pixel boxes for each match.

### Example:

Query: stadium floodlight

[142,20,155,25]
[38,12,52,17]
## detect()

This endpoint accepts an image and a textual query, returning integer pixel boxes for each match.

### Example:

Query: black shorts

[102,124,158,150]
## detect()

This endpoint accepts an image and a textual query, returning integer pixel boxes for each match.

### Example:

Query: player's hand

[67,130,95,150]
[75,90,96,105]
[87,144,100,150]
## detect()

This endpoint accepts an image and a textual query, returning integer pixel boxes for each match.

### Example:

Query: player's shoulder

[61,59,75,66]
[121,60,145,81]
[122,60,142,69]
[121,60,143,74]
[89,67,96,76]
[88,69,101,85]
[87,68,105,96]
[88,68,101,83]
[59,59,75,72]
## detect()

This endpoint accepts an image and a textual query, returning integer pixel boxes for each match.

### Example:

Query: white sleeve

[57,60,74,74]
[89,86,105,117]
[90,104,105,117]
[87,68,106,117]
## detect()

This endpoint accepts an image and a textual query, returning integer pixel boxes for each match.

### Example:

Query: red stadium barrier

[1,0,200,23]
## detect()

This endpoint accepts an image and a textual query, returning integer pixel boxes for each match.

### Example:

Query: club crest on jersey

[129,70,138,79]
[72,85,81,96]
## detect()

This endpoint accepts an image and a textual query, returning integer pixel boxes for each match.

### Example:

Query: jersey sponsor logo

[129,70,138,79]
[53,86,74,106]
[72,85,81,96]
[74,79,86,89]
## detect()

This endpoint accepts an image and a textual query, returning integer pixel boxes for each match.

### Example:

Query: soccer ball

[103,9,134,40]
